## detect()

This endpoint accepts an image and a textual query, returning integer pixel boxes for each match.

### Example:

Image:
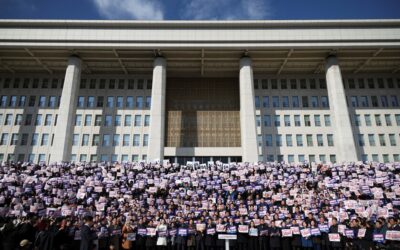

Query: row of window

[72,134,148,147]
[75,114,150,127]
[0,113,151,127]
[254,78,400,90]
[0,95,60,108]
[352,114,400,127]
[348,95,399,108]
[259,134,335,147]
[255,96,329,109]
[255,114,331,127]
[0,153,148,163]
[0,77,153,90]
[356,133,400,147]
[0,132,150,147]
[77,96,151,109]
[264,154,400,163]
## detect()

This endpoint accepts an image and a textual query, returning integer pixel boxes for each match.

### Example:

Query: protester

[0,160,400,250]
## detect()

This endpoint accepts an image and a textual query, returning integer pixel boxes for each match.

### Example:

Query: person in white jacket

[156,219,168,248]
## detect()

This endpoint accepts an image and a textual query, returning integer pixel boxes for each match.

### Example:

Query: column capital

[68,55,81,66]
[239,56,252,67]
[154,56,166,67]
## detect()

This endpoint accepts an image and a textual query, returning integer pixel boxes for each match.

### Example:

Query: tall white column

[325,55,358,162]
[239,56,259,162]
[147,57,167,161]
[49,56,81,162]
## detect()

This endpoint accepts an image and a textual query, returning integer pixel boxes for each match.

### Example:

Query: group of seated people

[0,160,400,250]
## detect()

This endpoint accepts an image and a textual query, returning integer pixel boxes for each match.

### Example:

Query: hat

[20,239,31,247]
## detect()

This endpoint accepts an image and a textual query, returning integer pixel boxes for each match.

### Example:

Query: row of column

[49,54,358,163]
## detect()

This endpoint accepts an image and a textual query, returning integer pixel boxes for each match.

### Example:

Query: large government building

[0,19,399,164]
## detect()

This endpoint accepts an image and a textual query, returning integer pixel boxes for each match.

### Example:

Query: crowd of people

[0,160,400,250]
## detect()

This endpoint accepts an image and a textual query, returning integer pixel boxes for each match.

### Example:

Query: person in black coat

[80,215,97,250]
[236,217,248,250]
[269,221,281,250]
[258,219,269,250]
[328,217,342,250]
[204,219,216,250]
[135,220,147,250]
[175,218,188,250]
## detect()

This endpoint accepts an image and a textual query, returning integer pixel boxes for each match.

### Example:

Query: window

[118,79,125,89]
[47,96,56,108]
[296,134,303,146]
[329,155,336,163]
[87,96,95,108]
[286,134,293,147]
[124,115,132,126]
[389,134,396,146]
[379,134,386,146]
[375,114,382,126]
[31,133,38,146]
[263,115,271,127]
[136,96,143,108]
[24,114,32,126]
[134,115,142,126]
[116,96,123,108]
[145,96,151,108]
[306,134,313,146]
[304,115,311,127]
[28,96,36,107]
[358,79,365,89]
[385,114,392,126]
[372,154,379,162]
[391,95,399,107]
[377,78,385,88]
[90,79,96,89]
[265,134,272,147]
[23,78,30,88]
[20,134,28,145]
[275,134,282,146]
[15,114,23,125]
[123,134,130,146]
[394,154,400,162]
[368,134,376,146]
[292,96,300,107]
[0,96,7,107]
[84,115,92,126]
[348,79,355,89]
[92,134,100,146]
[294,115,301,126]
[302,96,309,108]
[288,155,294,163]
[102,134,110,146]
[0,133,8,145]
[282,96,289,108]
[10,134,18,145]
[314,115,321,126]
[72,134,79,146]
[113,134,120,146]
[309,155,316,163]
[381,96,388,107]
[311,96,318,107]
[300,79,307,89]
[360,96,369,107]
[107,96,114,108]
[45,114,52,126]
[77,96,84,107]
[38,154,46,162]
[321,96,329,108]
[351,96,358,107]
[133,134,140,146]
[367,78,375,88]
[267,155,274,162]
[80,154,87,162]
[319,154,326,163]
[274,115,280,127]
[256,115,261,127]
[371,96,379,107]
[261,79,268,89]
[396,114,400,126]
[298,155,305,162]
[9,96,17,107]
[114,115,121,126]
[327,134,334,146]
[255,96,260,108]
[143,134,149,146]
[137,79,144,89]
[75,115,82,126]
[104,115,112,126]
[96,96,104,107]
[144,115,150,126]
[262,96,269,108]
[39,96,46,107]
[271,79,278,89]
[80,134,89,146]
[35,114,42,126]
[388,78,394,88]
[126,96,134,108]
[41,134,49,146]
[354,114,361,126]
[94,115,102,126]
[257,135,262,147]
[128,79,134,89]
[358,134,365,146]
[290,79,297,89]
[284,115,290,126]
[309,79,316,89]
[365,114,372,126]
[281,79,287,89]
[272,96,279,108]
[383,154,389,163]
[147,79,152,89]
